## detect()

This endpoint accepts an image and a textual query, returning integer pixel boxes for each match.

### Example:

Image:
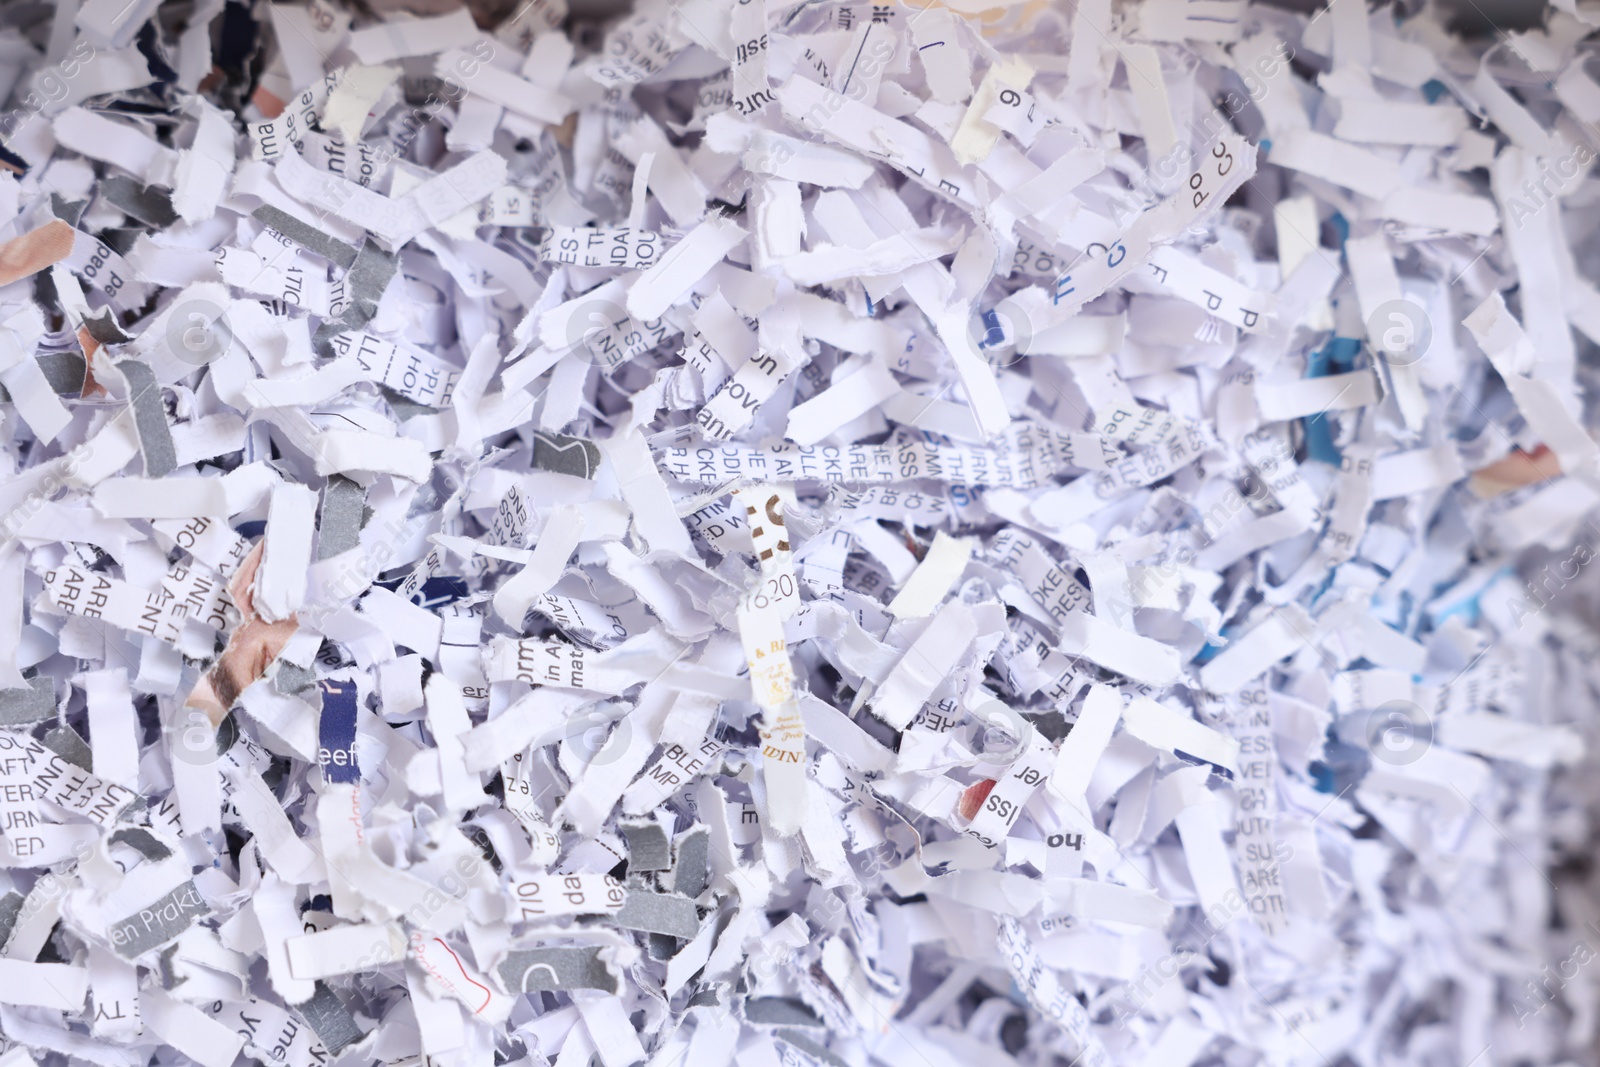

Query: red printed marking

[959,779,996,821]
[433,938,492,1014]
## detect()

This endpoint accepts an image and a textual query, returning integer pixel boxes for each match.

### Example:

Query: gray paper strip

[621,821,671,872]
[0,891,23,950]
[3,342,121,416]
[117,359,176,478]
[41,725,92,771]
[532,432,602,479]
[36,352,87,395]
[317,476,365,560]
[274,660,318,696]
[498,946,617,994]
[252,205,359,269]
[745,998,823,1028]
[346,240,399,320]
[102,176,178,229]
[110,880,209,958]
[612,891,699,938]
[0,677,55,726]
[296,982,364,1054]
[672,826,709,898]
[312,240,398,354]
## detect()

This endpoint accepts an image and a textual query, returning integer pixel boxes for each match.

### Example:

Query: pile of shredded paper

[8,0,1600,1063]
